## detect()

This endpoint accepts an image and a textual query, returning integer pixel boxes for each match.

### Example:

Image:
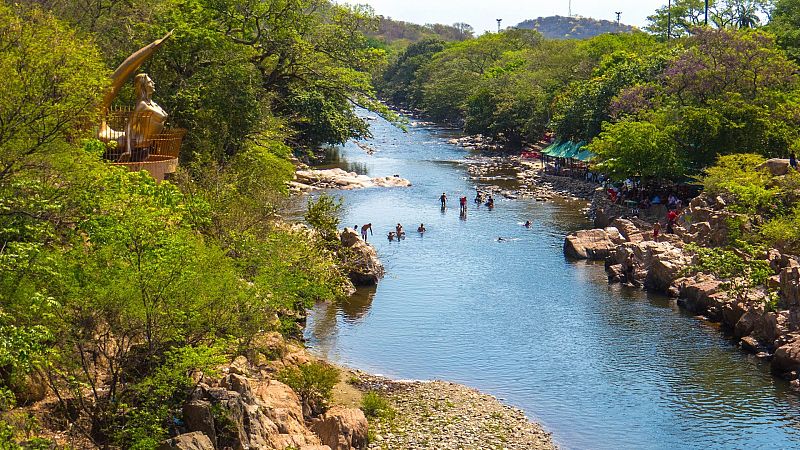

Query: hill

[516,15,636,39]
[367,16,473,44]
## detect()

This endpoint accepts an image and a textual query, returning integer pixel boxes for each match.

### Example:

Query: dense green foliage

[379,4,800,181]
[702,153,800,253]
[0,0,378,446]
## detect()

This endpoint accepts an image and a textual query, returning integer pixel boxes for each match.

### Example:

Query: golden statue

[124,73,168,162]
[97,31,172,161]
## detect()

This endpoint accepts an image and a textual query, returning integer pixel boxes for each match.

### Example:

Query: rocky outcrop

[564,229,617,260]
[157,432,214,450]
[772,338,800,377]
[757,158,791,177]
[340,228,384,286]
[311,406,368,450]
[158,355,366,450]
[292,169,411,192]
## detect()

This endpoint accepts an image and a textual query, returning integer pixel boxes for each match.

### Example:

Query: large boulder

[757,158,791,176]
[311,406,368,450]
[772,338,800,376]
[564,229,616,260]
[157,432,214,450]
[183,401,216,447]
[677,277,727,320]
[340,231,384,286]
[780,266,800,308]
[610,218,643,243]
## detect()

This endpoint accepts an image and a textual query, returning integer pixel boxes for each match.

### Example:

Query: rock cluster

[291,169,411,192]
[162,356,368,450]
[564,198,800,388]
[340,228,384,286]
[464,156,597,202]
[352,374,555,450]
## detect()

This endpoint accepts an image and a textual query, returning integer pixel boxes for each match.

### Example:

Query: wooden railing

[102,107,186,181]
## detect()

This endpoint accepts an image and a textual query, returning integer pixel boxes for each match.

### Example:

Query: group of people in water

[440,191,495,211]
[354,188,536,244]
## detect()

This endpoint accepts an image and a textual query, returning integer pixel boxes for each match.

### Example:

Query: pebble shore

[352,373,556,450]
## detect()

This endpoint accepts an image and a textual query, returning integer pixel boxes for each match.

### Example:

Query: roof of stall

[541,141,595,162]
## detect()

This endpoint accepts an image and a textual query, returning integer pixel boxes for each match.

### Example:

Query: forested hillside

[516,16,636,39]
[367,16,474,45]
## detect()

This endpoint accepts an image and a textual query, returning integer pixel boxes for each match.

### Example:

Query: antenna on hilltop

[496,18,502,32]
[615,11,622,25]
[568,0,572,17]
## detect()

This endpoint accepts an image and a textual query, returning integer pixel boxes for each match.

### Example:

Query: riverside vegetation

[0,0,401,447]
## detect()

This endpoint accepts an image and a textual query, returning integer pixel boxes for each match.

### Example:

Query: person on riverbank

[624,252,639,287]
[361,223,373,242]
[653,222,661,242]
[418,223,426,233]
[440,192,447,208]
[791,152,798,171]
[666,210,678,234]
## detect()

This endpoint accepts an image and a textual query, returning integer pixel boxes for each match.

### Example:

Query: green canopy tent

[541,140,595,162]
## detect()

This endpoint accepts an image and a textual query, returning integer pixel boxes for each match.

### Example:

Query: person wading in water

[361,223,373,242]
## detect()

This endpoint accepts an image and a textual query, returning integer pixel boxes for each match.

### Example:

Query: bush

[702,154,775,214]
[277,362,340,417]
[304,194,343,243]
[360,391,395,420]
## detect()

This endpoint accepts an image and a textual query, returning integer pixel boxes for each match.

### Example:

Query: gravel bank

[352,373,556,450]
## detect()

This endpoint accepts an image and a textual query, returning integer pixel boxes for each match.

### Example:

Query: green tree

[587,119,685,181]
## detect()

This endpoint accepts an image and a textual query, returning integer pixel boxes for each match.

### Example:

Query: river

[304,112,800,449]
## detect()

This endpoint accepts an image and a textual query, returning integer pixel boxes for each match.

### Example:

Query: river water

[304,112,800,449]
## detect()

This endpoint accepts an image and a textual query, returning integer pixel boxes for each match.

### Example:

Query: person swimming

[417,223,426,233]
[388,231,395,241]
[524,220,532,228]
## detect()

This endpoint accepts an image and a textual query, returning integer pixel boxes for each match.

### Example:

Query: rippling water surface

[304,113,800,449]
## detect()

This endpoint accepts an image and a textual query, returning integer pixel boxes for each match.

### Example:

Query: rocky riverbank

[564,187,800,389]
[464,155,597,202]
[351,373,555,450]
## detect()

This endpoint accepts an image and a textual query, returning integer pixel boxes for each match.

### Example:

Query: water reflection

[318,147,369,174]
[340,286,377,323]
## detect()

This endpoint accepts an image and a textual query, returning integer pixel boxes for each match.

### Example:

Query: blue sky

[345,0,668,34]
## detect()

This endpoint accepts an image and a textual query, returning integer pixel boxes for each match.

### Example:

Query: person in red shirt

[666,210,678,234]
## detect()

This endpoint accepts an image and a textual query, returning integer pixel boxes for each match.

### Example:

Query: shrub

[360,391,395,420]
[277,362,340,417]
[702,154,775,214]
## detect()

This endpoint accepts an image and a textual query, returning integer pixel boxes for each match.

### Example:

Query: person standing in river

[361,223,373,242]
[396,223,404,240]
[440,192,447,208]
[460,196,467,214]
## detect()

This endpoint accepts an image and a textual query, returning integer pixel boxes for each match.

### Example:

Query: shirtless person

[440,192,447,208]
[361,223,373,242]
